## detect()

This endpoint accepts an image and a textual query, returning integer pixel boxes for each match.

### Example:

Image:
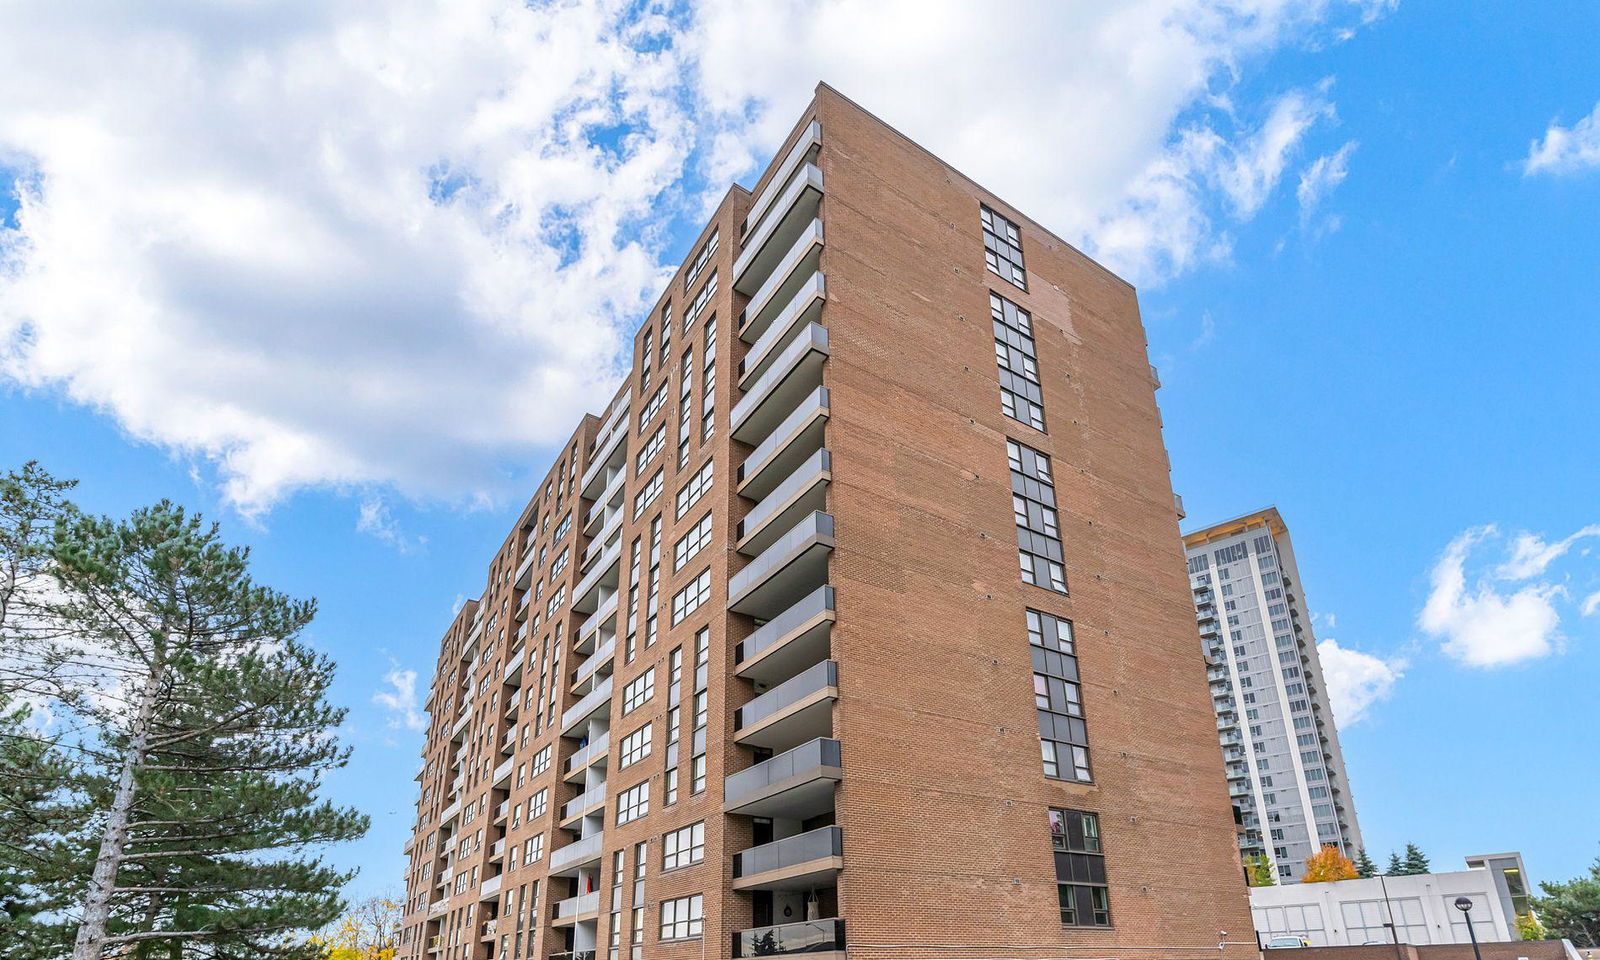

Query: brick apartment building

[397,83,1253,960]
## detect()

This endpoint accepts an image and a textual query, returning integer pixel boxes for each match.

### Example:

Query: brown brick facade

[397,83,1252,960]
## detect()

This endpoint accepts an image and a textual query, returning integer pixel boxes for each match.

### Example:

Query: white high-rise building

[1183,507,1362,881]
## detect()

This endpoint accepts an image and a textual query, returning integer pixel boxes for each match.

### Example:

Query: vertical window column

[991,291,1045,430]
[1008,440,1067,593]
[1029,610,1090,782]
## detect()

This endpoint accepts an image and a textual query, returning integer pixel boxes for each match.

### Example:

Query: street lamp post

[1454,896,1485,960]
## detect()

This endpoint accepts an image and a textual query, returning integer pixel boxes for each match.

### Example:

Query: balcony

[479,874,502,900]
[732,825,843,891]
[575,593,618,655]
[742,273,826,389]
[550,830,605,876]
[724,737,840,819]
[514,546,537,590]
[493,757,513,787]
[560,675,613,735]
[504,647,525,685]
[736,585,834,684]
[738,450,830,558]
[736,160,823,294]
[440,799,461,825]
[728,512,834,618]
[564,732,610,783]
[735,660,838,752]
[560,783,607,826]
[739,386,828,501]
[732,918,845,959]
[580,400,630,498]
[549,953,596,960]
[572,538,621,614]
[490,838,506,862]
[740,216,824,348]
[572,637,615,695]
[428,899,447,918]
[730,324,828,445]
[582,498,624,559]
[481,918,498,941]
[583,469,625,537]
[552,891,601,927]
[743,121,820,240]
[493,799,509,823]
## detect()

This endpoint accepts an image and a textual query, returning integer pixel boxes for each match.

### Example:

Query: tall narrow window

[991,291,1045,431]
[1008,440,1066,592]
[1050,808,1110,927]
[981,204,1027,289]
[1029,609,1090,782]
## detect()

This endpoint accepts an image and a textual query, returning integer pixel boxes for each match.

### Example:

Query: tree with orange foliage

[1302,845,1359,883]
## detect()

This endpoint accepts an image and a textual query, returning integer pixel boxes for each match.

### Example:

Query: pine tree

[37,500,369,959]
[1386,851,1404,875]
[1533,857,1600,947]
[1401,843,1431,876]
[1355,848,1378,878]
[0,462,87,958]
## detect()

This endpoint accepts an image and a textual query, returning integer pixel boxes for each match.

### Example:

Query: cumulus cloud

[1523,101,1600,176]
[373,664,427,733]
[1317,637,1402,725]
[0,0,1389,513]
[1583,591,1600,618]
[1419,525,1587,667]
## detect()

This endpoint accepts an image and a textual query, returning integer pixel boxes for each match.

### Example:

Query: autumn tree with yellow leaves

[310,895,403,960]
[1302,845,1359,883]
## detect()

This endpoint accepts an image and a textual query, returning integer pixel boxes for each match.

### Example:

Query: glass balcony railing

[550,830,605,874]
[560,675,613,734]
[730,324,828,445]
[739,387,828,499]
[724,737,841,818]
[738,450,830,556]
[553,891,600,922]
[741,121,820,242]
[561,783,607,822]
[736,586,834,685]
[732,918,845,958]
[733,825,843,881]
[736,660,837,733]
[728,512,834,618]
[735,162,823,295]
[564,732,609,780]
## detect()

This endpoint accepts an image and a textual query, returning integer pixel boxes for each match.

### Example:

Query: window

[523,833,544,864]
[640,329,654,388]
[685,270,718,327]
[674,512,713,571]
[1009,440,1067,592]
[701,315,717,440]
[633,469,663,517]
[622,670,655,714]
[671,568,712,625]
[1049,809,1109,926]
[552,512,572,543]
[675,459,713,520]
[637,424,665,474]
[639,383,668,431]
[659,895,703,941]
[529,745,551,778]
[684,229,718,293]
[616,782,649,825]
[981,203,1026,289]
[545,584,566,617]
[619,723,652,768]
[549,547,569,580]
[528,788,547,820]
[662,822,705,870]
[991,291,1045,430]
[1029,609,1090,782]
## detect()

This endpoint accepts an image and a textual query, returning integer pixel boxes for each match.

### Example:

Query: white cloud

[357,497,426,554]
[1420,525,1566,667]
[1497,524,1600,580]
[0,0,1388,512]
[373,664,427,733]
[1523,101,1600,176]
[1298,139,1356,227]
[1583,591,1600,618]
[1317,637,1402,725]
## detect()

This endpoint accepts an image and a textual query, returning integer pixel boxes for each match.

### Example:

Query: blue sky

[2,0,1597,900]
